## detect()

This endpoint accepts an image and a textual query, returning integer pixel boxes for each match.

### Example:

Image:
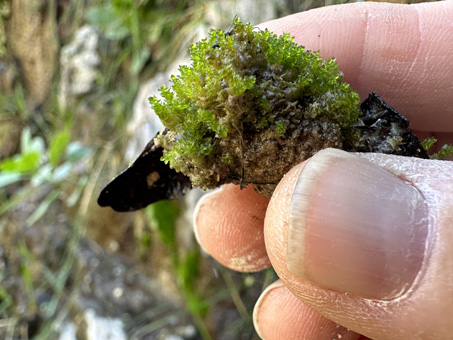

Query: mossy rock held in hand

[98,18,428,212]
[150,18,363,194]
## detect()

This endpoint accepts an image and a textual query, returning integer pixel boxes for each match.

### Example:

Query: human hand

[194,2,453,339]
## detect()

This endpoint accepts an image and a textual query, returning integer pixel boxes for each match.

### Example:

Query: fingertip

[253,280,285,339]
[265,162,305,274]
[193,188,222,254]
[253,280,360,340]
[194,184,271,272]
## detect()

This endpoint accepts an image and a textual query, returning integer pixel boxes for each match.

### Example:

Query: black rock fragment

[354,92,429,159]
[97,130,191,212]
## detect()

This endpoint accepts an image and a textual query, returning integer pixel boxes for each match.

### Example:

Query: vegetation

[151,18,362,191]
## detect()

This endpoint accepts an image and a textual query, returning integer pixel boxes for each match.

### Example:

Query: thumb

[264,148,453,339]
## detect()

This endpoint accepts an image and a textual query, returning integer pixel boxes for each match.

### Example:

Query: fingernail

[287,148,429,300]
[253,280,285,339]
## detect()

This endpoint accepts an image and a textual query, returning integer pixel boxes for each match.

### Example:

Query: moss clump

[150,18,362,194]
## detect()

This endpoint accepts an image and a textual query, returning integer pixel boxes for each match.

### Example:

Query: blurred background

[0,0,429,339]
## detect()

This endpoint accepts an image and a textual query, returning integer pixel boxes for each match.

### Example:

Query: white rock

[85,309,127,340]
[126,56,189,161]
[59,25,100,108]
[58,322,77,340]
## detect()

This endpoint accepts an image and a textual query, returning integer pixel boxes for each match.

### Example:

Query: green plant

[0,122,97,339]
[149,18,362,192]
[0,127,92,217]
[422,136,453,160]
[146,200,211,339]
[145,200,180,265]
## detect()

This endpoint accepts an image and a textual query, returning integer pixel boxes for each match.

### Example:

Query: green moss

[432,144,453,160]
[150,18,362,191]
[421,136,437,151]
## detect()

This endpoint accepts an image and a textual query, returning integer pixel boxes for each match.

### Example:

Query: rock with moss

[99,18,428,211]
[150,18,364,195]
[149,18,425,196]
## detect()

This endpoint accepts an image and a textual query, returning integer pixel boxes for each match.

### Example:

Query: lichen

[150,18,362,193]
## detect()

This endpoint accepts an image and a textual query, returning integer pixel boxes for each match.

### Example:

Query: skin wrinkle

[357,4,420,112]
[406,2,453,130]
[408,3,423,79]
[358,9,369,91]
[328,6,367,93]
[266,153,453,339]
[264,2,453,131]
[397,9,421,87]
